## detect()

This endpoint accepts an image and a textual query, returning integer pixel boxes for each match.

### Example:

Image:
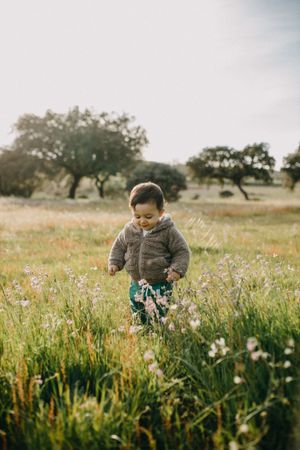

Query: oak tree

[14,107,147,198]
[281,144,300,190]
[187,143,275,200]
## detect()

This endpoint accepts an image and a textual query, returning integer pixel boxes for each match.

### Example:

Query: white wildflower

[30,276,40,290]
[285,376,293,383]
[76,274,88,292]
[148,362,158,372]
[221,346,230,356]
[215,337,226,347]
[208,342,217,358]
[283,360,291,369]
[239,423,249,434]
[189,319,200,330]
[110,435,122,442]
[210,342,217,352]
[134,293,144,303]
[34,375,43,385]
[12,280,23,294]
[24,265,31,275]
[229,442,239,450]
[247,337,258,352]
[145,297,157,316]
[168,322,175,331]
[156,295,169,307]
[284,348,293,355]
[129,325,142,334]
[251,350,263,361]
[233,376,243,385]
[16,299,30,307]
[156,368,164,378]
[143,350,155,362]
[216,338,229,356]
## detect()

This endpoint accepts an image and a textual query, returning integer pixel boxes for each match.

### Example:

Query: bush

[219,190,234,198]
[102,175,127,199]
[0,148,43,197]
[126,161,187,202]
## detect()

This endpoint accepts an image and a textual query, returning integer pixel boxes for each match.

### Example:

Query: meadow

[0,185,300,450]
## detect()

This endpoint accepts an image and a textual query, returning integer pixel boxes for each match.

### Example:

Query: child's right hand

[108,265,119,276]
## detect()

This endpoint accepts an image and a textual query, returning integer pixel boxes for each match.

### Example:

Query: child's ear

[159,209,165,216]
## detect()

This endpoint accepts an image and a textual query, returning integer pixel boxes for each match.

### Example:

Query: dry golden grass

[0,198,128,232]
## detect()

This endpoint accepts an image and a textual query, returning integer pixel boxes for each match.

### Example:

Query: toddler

[108,182,190,323]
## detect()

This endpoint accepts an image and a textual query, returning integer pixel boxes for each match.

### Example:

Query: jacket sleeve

[168,227,190,277]
[108,228,127,270]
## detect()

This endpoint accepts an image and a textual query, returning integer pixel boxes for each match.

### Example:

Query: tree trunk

[68,175,81,199]
[236,181,249,200]
[98,181,105,198]
[94,175,109,198]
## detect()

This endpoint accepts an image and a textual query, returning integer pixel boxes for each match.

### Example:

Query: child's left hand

[166,269,181,282]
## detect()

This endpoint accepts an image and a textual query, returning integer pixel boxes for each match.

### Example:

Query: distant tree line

[0,107,299,201]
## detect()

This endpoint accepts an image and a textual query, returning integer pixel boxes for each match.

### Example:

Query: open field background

[1,186,300,449]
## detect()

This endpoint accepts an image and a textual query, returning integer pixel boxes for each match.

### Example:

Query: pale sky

[0,0,299,169]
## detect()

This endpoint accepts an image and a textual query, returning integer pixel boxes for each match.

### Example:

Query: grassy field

[1,188,300,449]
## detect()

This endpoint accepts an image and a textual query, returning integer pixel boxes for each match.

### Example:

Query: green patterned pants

[129,280,173,324]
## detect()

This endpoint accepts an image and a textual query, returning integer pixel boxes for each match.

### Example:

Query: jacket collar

[130,214,173,234]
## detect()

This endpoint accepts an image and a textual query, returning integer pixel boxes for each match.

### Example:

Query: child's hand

[108,265,119,276]
[166,269,181,282]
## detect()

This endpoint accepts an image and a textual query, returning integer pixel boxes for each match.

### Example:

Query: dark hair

[129,182,165,210]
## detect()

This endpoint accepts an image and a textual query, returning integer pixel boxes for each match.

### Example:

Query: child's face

[132,202,164,231]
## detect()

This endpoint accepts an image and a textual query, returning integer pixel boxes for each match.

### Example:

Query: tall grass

[0,198,300,449]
